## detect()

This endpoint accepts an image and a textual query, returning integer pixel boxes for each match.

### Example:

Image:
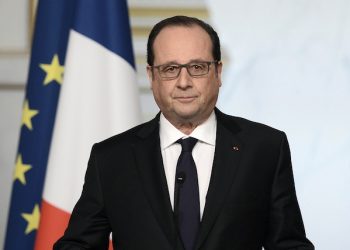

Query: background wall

[1,0,349,249]
[0,0,30,247]
[207,0,350,249]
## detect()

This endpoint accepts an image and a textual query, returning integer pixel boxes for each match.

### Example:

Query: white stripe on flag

[43,30,140,212]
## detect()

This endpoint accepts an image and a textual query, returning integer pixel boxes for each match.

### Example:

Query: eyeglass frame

[149,60,220,80]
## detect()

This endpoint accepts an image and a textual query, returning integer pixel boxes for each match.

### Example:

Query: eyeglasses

[151,61,218,80]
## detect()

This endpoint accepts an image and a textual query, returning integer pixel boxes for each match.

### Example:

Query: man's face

[147,25,222,126]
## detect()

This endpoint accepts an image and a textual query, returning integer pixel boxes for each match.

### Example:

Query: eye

[190,63,205,71]
[189,63,207,73]
[161,65,179,73]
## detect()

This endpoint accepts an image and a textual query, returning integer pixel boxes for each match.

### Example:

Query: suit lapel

[131,110,242,249]
[132,114,178,247]
[195,110,243,249]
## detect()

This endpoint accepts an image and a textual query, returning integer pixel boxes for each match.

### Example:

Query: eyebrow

[159,58,213,65]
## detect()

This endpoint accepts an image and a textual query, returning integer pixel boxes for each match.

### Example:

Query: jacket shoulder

[216,110,286,144]
[93,115,159,152]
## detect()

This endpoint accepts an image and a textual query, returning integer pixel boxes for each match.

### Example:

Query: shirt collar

[159,111,217,150]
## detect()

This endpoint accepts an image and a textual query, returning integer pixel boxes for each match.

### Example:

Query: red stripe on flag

[35,199,114,249]
[35,200,70,250]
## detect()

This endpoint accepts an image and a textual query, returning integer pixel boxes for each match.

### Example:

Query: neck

[163,113,212,135]
[175,122,198,135]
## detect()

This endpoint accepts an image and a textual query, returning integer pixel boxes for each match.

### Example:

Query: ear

[146,65,154,83]
[216,61,223,87]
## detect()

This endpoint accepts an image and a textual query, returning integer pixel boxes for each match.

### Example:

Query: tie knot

[178,137,198,152]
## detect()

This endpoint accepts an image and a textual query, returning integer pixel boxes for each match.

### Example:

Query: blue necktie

[174,137,200,250]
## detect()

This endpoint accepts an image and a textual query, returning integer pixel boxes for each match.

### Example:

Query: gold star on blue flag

[40,54,64,85]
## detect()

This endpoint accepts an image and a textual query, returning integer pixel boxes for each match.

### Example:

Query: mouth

[174,96,197,103]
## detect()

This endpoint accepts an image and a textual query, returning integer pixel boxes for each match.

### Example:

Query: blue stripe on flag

[72,0,135,68]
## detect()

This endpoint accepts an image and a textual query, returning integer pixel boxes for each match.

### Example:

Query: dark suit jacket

[54,108,314,250]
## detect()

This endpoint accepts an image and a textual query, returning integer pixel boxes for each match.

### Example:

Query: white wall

[0,0,29,247]
[206,0,350,249]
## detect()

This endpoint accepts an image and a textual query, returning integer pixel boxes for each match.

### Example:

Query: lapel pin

[232,146,239,151]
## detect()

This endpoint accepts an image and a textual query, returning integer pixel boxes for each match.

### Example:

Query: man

[54,16,314,250]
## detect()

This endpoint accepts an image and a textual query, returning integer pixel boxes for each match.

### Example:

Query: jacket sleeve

[54,144,111,249]
[264,133,314,250]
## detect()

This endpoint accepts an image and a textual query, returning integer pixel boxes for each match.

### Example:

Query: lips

[174,96,197,103]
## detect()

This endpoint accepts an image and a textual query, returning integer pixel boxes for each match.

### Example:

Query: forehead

[152,25,213,64]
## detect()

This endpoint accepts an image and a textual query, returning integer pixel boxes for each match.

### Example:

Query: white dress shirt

[159,112,217,219]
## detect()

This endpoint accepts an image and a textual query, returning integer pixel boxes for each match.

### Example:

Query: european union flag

[4,0,77,249]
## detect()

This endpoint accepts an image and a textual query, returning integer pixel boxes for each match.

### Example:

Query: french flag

[35,0,141,248]
[5,0,140,249]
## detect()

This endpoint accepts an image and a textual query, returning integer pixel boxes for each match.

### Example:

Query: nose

[176,66,193,89]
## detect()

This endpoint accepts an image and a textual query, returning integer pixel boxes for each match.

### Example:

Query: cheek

[153,83,173,105]
[199,82,219,102]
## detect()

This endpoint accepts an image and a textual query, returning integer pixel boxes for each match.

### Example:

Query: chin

[174,109,201,121]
